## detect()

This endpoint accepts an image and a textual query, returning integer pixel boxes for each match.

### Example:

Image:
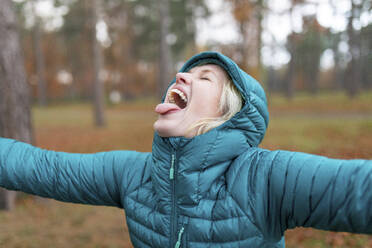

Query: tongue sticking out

[155,103,181,115]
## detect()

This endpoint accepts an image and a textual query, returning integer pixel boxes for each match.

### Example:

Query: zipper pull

[174,226,185,248]
[169,154,175,180]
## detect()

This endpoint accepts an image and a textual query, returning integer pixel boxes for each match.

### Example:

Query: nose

[176,72,191,85]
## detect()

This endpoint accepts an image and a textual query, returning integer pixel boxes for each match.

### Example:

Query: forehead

[188,64,227,77]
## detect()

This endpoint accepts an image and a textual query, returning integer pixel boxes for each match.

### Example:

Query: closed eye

[200,77,210,81]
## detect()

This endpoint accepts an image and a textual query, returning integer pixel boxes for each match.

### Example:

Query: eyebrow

[199,69,217,78]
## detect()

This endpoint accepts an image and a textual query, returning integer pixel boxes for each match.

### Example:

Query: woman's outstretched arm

[0,137,150,208]
[242,148,372,240]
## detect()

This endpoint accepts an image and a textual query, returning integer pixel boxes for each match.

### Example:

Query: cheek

[190,87,221,116]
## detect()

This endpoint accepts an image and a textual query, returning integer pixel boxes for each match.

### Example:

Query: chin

[153,120,188,138]
[153,120,174,137]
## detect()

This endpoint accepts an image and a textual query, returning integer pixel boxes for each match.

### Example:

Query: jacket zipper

[169,154,175,180]
[174,226,185,248]
[170,152,178,247]
[175,216,189,248]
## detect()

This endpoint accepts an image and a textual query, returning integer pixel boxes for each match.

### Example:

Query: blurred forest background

[5,0,372,104]
[0,0,372,247]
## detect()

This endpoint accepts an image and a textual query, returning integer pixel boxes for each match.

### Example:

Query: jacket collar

[151,128,250,206]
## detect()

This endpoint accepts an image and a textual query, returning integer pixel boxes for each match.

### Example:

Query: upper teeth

[168,89,188,104]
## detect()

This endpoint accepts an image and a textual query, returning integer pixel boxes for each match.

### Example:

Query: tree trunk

[239,21,249,70]
[284,6,296,99]
[33,19,48,106]
[158,0,172,100]
[331,41,344,90]
[32,1,47,106]
[345,0,361,98]
[256,0,264,82]
[91,0,105,126]
[0,0,33,210]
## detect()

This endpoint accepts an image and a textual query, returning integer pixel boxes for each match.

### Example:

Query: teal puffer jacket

[1,52,372,247]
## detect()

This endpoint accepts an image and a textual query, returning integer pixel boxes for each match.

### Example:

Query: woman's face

[153,64,226,138]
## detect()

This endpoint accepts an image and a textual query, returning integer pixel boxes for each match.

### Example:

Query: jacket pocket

[175,216,189,248]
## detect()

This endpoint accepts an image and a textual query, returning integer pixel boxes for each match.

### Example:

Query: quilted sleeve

[248,148,372,239]
[0,138,150,208]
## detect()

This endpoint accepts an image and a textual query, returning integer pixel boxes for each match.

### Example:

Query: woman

[1,51,372,248]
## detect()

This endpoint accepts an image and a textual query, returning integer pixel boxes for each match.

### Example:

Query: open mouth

[168,89,188,109]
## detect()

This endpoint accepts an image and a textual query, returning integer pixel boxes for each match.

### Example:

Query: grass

[1,92,372,247]
[267,90,372,114]
[0,198,129,248]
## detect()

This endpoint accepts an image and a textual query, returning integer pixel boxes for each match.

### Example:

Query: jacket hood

[164,51,269,147]
[151,51,270,206]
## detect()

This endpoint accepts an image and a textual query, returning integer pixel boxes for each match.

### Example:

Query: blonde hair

[188,69,243,136]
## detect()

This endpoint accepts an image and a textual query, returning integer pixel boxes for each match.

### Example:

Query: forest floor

[1,91,372,248]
